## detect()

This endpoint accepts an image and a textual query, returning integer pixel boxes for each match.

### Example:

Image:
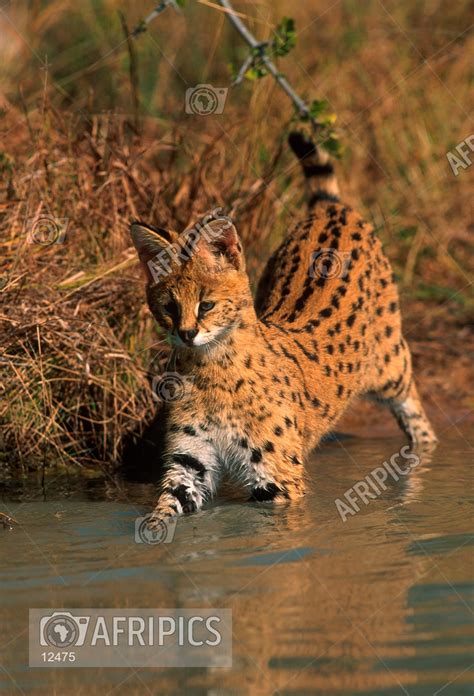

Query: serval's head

[131,215,253,349]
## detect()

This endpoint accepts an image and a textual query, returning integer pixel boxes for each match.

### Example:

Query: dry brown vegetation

[0,0,472,477]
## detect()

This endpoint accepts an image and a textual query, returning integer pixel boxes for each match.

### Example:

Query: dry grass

[0,105,287,474]
[0,0,472,475]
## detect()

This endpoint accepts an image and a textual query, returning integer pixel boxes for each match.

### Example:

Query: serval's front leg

[148,434,220,527]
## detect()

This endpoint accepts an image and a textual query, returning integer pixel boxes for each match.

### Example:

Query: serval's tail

[288,131,340,208]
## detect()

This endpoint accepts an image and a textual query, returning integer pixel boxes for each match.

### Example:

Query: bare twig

[119,12,140,133]
[232,52,254,86]
[217,0,313,124]
[131,0,182,38]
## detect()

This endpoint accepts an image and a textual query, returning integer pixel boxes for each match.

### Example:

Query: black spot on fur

[250,483,288,502]
[346,314,356,327]
[168,485,196,512]
[251,448,262,463]
[173,454,206,478]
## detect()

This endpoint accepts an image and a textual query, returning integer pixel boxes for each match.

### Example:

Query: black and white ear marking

[198,218,245,271]
[130,221,172,282]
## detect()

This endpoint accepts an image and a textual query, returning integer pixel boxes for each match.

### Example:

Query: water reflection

[1,435,472,695]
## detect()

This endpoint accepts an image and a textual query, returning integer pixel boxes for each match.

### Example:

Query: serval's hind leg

[367,337,437,447]
[387,379,437,446]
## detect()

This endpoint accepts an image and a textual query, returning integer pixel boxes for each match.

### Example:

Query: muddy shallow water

[1,429,473,695]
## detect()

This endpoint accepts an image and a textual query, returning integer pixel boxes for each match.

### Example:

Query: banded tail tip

[288,131,332,167]
[288,131,318,162]
[288,130,340,204]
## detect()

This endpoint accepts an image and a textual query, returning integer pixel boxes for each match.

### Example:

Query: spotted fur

[131,133,436,524]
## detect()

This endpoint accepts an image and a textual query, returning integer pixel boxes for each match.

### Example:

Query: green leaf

[309,99,330,118]
[322,136,344,158]
[251,45,266,57]
[272,17,296,57]
[229,62,238,82]
[246,65,268,80]
[320,112,337,126]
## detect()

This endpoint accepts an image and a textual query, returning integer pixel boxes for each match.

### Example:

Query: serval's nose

[178,328,198,346]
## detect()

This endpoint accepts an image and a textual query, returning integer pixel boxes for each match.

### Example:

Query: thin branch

[131,0,182,38]
[232,51,254,86]
[217,0,312,122]
[119,11,140,132]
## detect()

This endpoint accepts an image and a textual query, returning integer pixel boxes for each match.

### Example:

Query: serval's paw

[145,512,174,531]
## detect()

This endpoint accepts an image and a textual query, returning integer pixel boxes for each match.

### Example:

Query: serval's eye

[163,300,178,318]
[199,301,215,313]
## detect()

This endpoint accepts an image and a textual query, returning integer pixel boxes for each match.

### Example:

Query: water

[1,432,473,695]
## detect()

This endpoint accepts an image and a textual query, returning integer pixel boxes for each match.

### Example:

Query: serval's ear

[195,217,245,271]
[130,221,173,283]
